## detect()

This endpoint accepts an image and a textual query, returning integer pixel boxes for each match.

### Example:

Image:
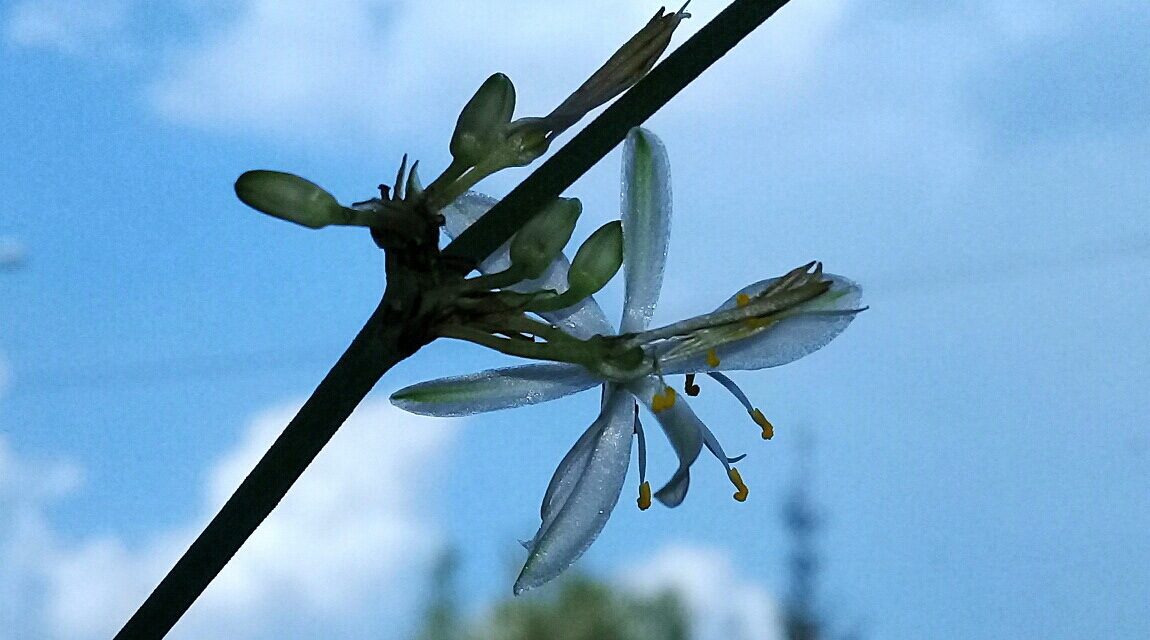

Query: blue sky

[2,0,1148,638]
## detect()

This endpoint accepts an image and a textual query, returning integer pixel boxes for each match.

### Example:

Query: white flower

[391,128,863,594]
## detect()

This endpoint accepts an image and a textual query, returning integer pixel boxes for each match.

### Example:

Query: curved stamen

[698,420,751,503]
[684,373,700,396]
[728,468,749,502]
[634,404,651,510]
[699,422,747,468]
[707,372,774,439]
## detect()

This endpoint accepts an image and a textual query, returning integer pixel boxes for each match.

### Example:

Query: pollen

[652,386,677,412]
[736,293,751,307]
[638,481,652,510]
[728,467,749,502]
[750,409,774,439]
[684,374,700,397]
[706,349,720,368]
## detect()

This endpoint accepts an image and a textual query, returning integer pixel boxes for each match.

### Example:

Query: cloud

[0,435,82,637]
[620,543,784,640]
[0,399,456,639]
[145,0,848,145]
[3,0,136,60]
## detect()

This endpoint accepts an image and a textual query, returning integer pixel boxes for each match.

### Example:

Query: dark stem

[443,0,794,268]
[113,290,423,639]
[115,0,793,636]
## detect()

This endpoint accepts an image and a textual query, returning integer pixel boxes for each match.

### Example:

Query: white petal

[629,376,703,507]
[536,295,615,339]
[514,387,634,594]
[665,274,863,374]
[389,363,599,417]
[620,128,672,334]
[444,192,614,338]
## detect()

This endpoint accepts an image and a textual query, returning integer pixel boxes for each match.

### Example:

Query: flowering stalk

[115,2,800,637]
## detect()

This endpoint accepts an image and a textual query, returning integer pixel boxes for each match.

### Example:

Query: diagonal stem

[113,295,413,639]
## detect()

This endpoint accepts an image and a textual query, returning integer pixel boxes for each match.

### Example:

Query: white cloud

[0,399,456,639]
[146,0,849,144]
[620,543,784,640]
[3,0,136,60]
[0,435,82,637]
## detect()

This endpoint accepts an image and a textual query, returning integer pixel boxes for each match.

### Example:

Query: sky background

[2,0,1148,638]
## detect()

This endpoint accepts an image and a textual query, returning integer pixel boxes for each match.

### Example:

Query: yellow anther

[728,467,749,502]
[637,481,652,510]
[706,349,720,368]
[736,293,751,307]
[684,374,700,396]
[751,409,774,439]
[652,386,676,413]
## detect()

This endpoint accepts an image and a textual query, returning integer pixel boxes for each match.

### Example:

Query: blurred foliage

[412,553,689,640]
[471,576,689,640]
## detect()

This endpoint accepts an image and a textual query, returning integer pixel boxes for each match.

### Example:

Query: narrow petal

[535,385,633,524]
[629,376,703,507]
[663,274,863,374]
[620,128,672,333]
[514,386,634,594]
[390,363,599,417]
[444,191,614,338]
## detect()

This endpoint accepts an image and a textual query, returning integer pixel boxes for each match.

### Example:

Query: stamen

[751,408,774,440]
[736,293,751,307]
[684,374,700,396]
[708,372,775,440]
[638,481,652,510]
[634,404,647,484]
[706,349,720,368]
[651,385,676,413]
[728,467,749,502]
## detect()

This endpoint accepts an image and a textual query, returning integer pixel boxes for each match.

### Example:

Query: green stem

[423,157,473,209]
[439,324,559,362]
[460,264,527,292]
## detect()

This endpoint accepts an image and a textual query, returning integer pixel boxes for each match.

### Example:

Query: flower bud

[509,198,582,280]
[450,73,516,167]
[567,220,623,297]
[234,170,344,229]
[501,119,551,167]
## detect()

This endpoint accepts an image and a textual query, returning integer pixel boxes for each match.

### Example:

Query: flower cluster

[231,5,861,595]
[391,128,863,594]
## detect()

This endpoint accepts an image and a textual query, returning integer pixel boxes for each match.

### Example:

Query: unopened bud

[234,170,344,229]
[567,220,623,296]
[500,119,551,167]
[509,198,582,280]
[450,73,516,167]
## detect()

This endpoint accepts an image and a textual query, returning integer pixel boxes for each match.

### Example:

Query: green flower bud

[450,73,516,167]
[567,220,623,297]
[509,198,582,280]
[235,170,344,229]
[500,119,551,167]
